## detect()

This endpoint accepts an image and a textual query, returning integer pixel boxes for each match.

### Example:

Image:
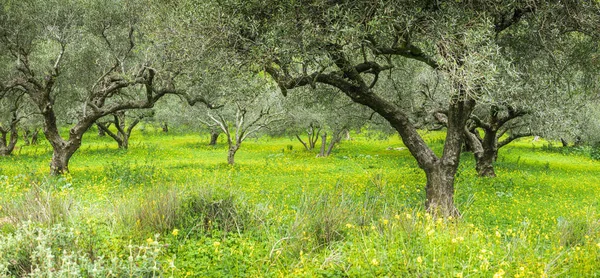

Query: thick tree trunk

[476,131,497,177]
[49,143,79,175]
[425,164,459,217]
[227,144,239,165]
[476,152,496,177]
[209,131,220,146]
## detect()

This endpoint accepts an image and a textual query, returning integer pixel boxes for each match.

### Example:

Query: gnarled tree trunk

[0,127,18,156]
[97,112,142,149]
[296,124,321,151]
[49,142,80,175]
[476,130,498,177]
[209,131,220,146]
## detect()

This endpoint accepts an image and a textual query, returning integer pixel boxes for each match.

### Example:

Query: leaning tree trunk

[227,144,240,165]
[560,138,569,147]
[209,131,220,146]
[325,129,343,156]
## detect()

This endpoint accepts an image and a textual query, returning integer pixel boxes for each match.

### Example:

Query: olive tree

[0,0,213,174]
[283,86,373,156]
[214,0,538,216]
[96,109,153,149]
[200,78,284,165]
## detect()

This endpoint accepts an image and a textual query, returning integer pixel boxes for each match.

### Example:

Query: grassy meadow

[0,127,599,277]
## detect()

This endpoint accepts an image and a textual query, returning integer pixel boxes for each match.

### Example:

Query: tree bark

[162,122,169,133]
[209,131,220,146]
[0,128,18,156]
[121,135,129,149]
[318,133,327,157]
[325,129,343,156]
[295,134,309,150]
[476,130,497,177]
[227,144,239,165]
[560,138,569,147]
[30,129,39,145]
[97,123,106,137]
[49,140,80,175]
[425,164,459,217]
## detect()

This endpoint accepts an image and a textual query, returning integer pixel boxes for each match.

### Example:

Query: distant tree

[96,110,153,149]
[283,86,372,156]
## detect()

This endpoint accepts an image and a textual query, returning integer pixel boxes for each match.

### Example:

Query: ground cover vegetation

[1,0,600,276]
[1,131,600,277]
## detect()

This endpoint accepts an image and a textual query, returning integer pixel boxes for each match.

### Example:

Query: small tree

[204,88,284,165]
[96,110,153,149]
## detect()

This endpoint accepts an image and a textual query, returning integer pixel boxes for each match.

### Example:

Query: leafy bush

[0,221,167,277]
[180,188,249,236]
[590,144,600,160]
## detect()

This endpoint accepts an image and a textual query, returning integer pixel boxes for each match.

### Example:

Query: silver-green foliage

[0,221,166,277]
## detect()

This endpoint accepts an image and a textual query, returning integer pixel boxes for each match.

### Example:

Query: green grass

[0,128,599,277]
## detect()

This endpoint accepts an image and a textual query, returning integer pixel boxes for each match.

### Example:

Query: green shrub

[180,188,249,236]
[0,221,167,277]
[590,144,600,160]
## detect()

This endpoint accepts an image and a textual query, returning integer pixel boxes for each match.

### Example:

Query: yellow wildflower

[493,269,505,278]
